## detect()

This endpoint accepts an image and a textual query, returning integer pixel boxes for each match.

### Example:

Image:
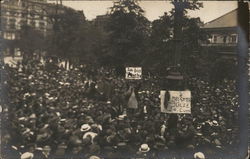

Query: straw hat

[80,124,91,132]
[214,139,221,146]
[194,152,205,159]
[29,113,36,119]
[107,101,111,104]
[43,145,51,151]
[196,132,203,136]
[89,156,100,159]
[212,120,219,126]
[83,132,98,143]
[139,144,150,152]
[21,152,34,159]
[117,114,126,120]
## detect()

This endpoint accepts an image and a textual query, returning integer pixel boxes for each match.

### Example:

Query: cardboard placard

[125,67,142,79]
[160,90,191,114]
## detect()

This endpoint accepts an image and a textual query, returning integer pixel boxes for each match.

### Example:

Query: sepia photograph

[0,0,249,159]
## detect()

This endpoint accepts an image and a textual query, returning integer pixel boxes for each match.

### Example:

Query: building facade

[201,9,238,57]
[1,0,52,55]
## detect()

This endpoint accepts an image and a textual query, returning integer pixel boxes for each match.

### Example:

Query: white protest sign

[160,90,191,114]
[125,67,142,79]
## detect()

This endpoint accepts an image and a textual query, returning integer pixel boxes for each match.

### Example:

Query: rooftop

[202,9,237,29]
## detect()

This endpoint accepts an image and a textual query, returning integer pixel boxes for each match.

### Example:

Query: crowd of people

[1,59,240,159]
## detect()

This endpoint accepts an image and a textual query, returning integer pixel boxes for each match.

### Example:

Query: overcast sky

[49,1,237,23]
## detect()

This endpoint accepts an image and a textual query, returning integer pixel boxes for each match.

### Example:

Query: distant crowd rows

[1,59,240,159]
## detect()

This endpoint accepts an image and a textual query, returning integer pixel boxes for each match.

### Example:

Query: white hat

[56,112,61,117]
[80,124,91,132]
[227,128,232,131]
[197,125,202,129]
[214,139,221,146]
[117,114,126,120]
[196,132,203,136]
[215,88,220,92]
[107,101,111,104]
[60,119,66,122]
[83,132,98,143]
[43,145,51,151]
[35,147,43,151]
[212,120,219,126]
[29,114,36,119]
[139,144,150,152]
[194,152,205,159]
[21,152,34,159]
[89,156,100,159]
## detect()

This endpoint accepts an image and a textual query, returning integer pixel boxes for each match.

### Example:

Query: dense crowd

[1,59,240,159]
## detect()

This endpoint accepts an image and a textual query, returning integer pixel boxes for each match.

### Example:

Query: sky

[48,1,237,23]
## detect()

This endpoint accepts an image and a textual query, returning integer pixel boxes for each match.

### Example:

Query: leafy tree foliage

[210,58,237,83]
[181,17,209,75]
[142,12,173,72]
[171,0,203,14]
[46,7,86,67]
[17,25,45,59]
[105,0,150,67]
[143,1,206,75]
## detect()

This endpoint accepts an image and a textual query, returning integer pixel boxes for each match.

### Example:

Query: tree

[68,21,108,67]
[109,0,145,16]
[105,0,150,68]
[168,0,203,68]
[143,1,206,75]
[46,7,86,68]
[142,12,173,72]
[181,17,209,75]
[210,58,237,83]
[17,25,45,60]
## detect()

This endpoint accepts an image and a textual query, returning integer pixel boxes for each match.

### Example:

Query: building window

[20,20,27,26]
[39,22,45,30]
[1,24,6,30]
[3,33,7,39]
[30,21,36,27]
[40,15,44,20]
[11,33,15,40]
[9,19,16,29]
[231,35,237,43]
[9,11,15,16]
[2,18,7,25]
[4,32,15,40]
[213,35,217,43]
[9,24,16,29]
[223,36,227,43]
[9,19,16,23]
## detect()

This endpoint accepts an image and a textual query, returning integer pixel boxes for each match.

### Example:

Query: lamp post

[172,0,184,68]
[160,1,186,147]
[162,0,185,90]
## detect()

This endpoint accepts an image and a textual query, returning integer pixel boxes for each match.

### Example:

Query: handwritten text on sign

[160,90,191,114]
[125,67,142,79]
